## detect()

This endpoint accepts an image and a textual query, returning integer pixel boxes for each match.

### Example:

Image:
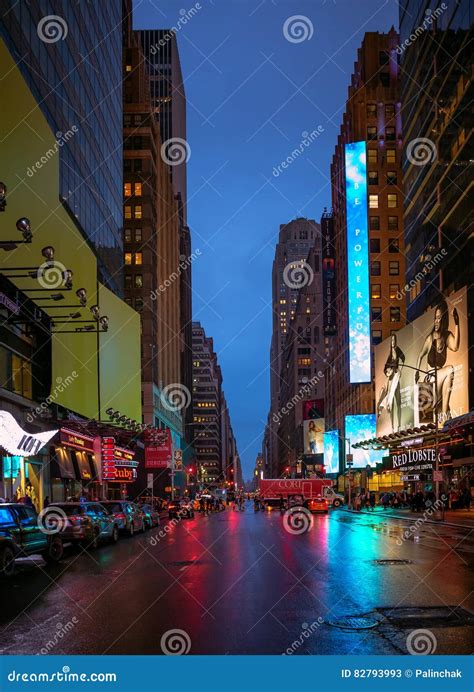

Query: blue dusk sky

[132,0,399,479]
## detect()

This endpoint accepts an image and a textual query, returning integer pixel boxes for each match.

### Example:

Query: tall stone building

[325,29,406,459]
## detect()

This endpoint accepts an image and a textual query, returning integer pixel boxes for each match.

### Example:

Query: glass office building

[0,1,123,293]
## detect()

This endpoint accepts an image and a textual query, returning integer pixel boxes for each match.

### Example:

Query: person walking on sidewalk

[369,492,376,511]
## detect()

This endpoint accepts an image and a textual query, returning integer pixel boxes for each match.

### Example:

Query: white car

[322,487,344,508]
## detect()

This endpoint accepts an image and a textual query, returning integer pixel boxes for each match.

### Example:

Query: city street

[1,506,473,656]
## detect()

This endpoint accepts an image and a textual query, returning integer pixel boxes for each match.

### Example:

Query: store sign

[390,446,437,471]
[145,428,172,468]
[101,437,116,481]
[115,447,136,465]
[321,213,337,336]
[0,292,20,315]
[60,429,94,453]
[0,411,57,457]
[114,466,136,482]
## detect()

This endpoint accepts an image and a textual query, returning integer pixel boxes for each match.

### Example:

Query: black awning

[51,447,76,479]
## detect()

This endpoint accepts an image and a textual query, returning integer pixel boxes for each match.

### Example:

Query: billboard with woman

[375,287,468,436]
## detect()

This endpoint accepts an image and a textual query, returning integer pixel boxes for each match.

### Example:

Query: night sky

[132,0,399,479]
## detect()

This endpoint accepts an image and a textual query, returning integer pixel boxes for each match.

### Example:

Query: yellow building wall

[0,38,141,422]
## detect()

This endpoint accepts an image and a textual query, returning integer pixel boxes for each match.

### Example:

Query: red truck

[258,478,344,508]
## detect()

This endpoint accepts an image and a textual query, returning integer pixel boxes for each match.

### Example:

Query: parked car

[0,503,64,577]
[100,501,144,536]
[139,503,160,529]
[168,499,194,520]
[47,502,119,548]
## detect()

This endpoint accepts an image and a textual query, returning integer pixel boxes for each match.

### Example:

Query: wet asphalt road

[1,505,473,655]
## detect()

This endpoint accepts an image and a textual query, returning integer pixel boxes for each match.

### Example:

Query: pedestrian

[369,492,376,511]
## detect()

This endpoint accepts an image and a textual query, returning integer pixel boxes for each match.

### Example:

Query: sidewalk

[343,505,474,530]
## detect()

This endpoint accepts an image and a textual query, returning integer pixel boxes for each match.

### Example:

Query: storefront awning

[52,446,76,479]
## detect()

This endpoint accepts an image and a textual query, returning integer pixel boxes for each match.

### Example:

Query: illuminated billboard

[323,429,340,474]
[375,286,469,435]
[345,141,371,383]
[303,418,325,455]
[345,414,379,467]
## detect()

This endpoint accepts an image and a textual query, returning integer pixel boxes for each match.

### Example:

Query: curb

[342,508,474,531]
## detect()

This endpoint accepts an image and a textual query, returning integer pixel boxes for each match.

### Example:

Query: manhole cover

[373,559,413,565]
[326,616,381,630]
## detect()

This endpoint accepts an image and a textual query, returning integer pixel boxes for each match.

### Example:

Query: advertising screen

[303,418,325,455]
[345,141,371,383]
[323,429,340,474]
[345,414,379,467]
[374,286,468,436]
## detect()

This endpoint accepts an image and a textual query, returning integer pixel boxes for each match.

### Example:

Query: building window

[380,73,390,87]
[124,252,132,265]
[124,182,132,197]
[370,238,380,254]
[134,183,142,196]
[134,159,142,172]
[371,284,381,299]
[367,103,377,117]
[370,261,381,276]
[389,261,399,275]
[369,194,378,209]
[388,216,398,230]
[368,171,378,185]
[125,275,132,290]
[369,216,380,230]
[387,171,397,185]
[388,238,399,253]
[389,284,400,299]
[124,228,132,242]
[371,307,382,322]
[390,307,401,322]
[386,148,396,164]
[313,326,319,343]
[134,205,142,219]
[388,193,398,208]
[385,103,395,119]
[299,230,308,240]
[135,274,143,288]
[135,228,142,242]
[379,51,389,66]
[135,298,144,311]
[135,252,142,265]
[124,206,132,220]
[367,126,377,141]
[368,149,378,164]
[372,329,383,345]
[298,358,312,366]
[386,126,396,141]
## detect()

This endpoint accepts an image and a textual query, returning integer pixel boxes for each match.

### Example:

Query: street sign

[346,454,353,462]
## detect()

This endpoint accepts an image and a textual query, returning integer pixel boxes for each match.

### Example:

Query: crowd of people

[349,487,471,513]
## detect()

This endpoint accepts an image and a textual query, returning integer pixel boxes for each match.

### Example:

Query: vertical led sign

[345,141,371,383]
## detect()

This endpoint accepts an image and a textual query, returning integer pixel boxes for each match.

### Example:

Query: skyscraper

[1,2,124,293]
[325,30,406,457]
[266,218,321,477]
